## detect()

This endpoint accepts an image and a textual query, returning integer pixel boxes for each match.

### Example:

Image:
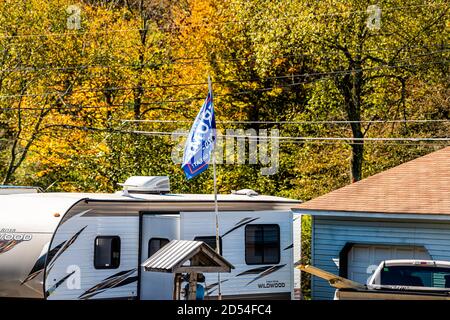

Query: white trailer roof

[0,186,43,194]
[3,191,300,203]
[1,192,301,233]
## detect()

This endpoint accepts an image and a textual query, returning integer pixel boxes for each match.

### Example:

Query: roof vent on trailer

[119,176,170,194]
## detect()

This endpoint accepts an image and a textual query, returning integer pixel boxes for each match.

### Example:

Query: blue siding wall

[312,216,450,300]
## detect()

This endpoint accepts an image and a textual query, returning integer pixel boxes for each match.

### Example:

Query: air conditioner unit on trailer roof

[118,176,170,194]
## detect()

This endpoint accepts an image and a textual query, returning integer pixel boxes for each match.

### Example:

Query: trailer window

[245,224,280,265]
[148,238,170,257]
[94,236,121,269]
[194,236,222,255]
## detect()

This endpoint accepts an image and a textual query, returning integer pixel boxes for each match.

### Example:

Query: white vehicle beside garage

[0,176,301,300]
[367,259,450,289]
[299,259,450,300]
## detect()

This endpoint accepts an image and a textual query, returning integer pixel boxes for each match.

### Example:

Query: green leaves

[0,0,447,198]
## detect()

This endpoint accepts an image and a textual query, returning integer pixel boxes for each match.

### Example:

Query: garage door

[347,244,431,284]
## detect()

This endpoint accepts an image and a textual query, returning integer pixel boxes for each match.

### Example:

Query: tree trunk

[350,138,363,182]
[335,67,365,183]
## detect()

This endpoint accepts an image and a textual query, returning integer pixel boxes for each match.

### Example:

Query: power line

[1,45,447,74]
[0,3,446,39]
[2,113,448,126]
[35,131,450,147]
[0,99,204,111]
[125,129,450,142]
[121,119,450,125]
[33,124,450,146]
[281,140,450,146]
[216,59,447,97]
[0,69,441,110]
[0,59,446,101]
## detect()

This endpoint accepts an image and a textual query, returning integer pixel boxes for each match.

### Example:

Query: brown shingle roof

[299,147,450,215]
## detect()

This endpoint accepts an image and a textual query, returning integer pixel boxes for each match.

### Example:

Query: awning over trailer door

[141,240,234,273]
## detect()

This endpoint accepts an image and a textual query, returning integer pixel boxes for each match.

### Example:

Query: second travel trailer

[0,176,301,300]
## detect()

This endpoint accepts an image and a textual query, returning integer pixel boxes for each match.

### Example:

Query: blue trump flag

[181,88,216,179]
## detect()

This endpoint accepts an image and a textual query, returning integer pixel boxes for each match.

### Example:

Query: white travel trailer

[0,185,42,195]
[0,176,301,300]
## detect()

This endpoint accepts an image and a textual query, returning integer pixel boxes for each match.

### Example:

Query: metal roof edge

[292,209,450,221]
[83,198,301,204]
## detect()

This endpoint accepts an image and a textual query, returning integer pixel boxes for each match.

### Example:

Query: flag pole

[209,75,222,300]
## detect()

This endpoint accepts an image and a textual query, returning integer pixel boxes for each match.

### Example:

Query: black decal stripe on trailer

[21,241,66,285]
[45,226,88,274]
[78,268,138,300]
[246,264,287,286]
[205,279,230,294]
[0,240,22,254]
[103,269,137,281]
[208,265,287,294]
[79,269,138,300]
[46,270,76,296]
[236,266,273,276]
[114,275,138,287]
[46,241,67,263]
[59,209,92,225]
[221,217,260,238]
[234,217,255,226]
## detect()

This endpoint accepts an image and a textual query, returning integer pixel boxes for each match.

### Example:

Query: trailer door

[140,214,180,300]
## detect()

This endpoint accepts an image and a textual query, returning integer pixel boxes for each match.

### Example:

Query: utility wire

[32,124,450,146]
[281,140,449,146]
[121,119,450,125]
[0,59,446,101]
[0,45,447,74]
[124,129,450,142]
[3,113,449,125]
[32,128,450,147]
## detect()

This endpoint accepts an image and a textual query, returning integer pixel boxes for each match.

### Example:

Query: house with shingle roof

[294,146,450,300]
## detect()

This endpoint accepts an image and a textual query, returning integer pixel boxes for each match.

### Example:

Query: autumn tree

[272,0,446,181]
